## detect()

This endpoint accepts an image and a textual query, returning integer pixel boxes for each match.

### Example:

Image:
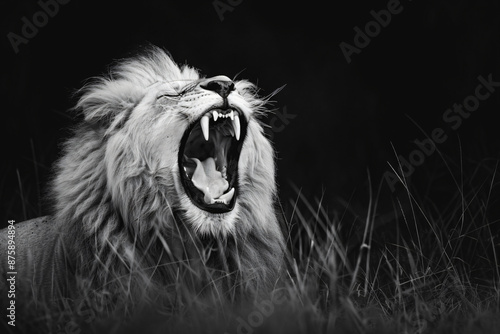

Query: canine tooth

[215,187,235,204]
[212,110,219,122]
[201,115,210,141]
[232,115,241,140]
[229,110,234,120]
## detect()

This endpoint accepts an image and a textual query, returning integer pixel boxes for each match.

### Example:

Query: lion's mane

[4,47,285,306]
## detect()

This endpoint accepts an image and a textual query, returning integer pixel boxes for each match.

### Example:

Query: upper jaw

[199,107,242,141]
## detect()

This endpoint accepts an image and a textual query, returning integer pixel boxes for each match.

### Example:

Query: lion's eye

[157,82,198,100]
[158,88,183,99]
[158,92,182,99]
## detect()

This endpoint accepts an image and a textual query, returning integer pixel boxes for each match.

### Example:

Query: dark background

[2,0,500,223]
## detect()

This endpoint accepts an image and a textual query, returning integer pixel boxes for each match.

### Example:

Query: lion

[0,46,286,312]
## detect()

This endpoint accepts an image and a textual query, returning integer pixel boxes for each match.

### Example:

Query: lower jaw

[187,195,237,214]
[178,153,239,214]
[178,180,237,214]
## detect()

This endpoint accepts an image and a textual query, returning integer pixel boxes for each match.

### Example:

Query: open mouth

[178,108,247,213]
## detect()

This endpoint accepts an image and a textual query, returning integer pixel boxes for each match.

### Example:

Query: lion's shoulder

[2,216,54,248]
[0,216,72,297]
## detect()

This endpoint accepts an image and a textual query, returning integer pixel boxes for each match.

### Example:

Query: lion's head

[49,46,285,301]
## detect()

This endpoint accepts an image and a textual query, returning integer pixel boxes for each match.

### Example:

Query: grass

[4,155,500,334]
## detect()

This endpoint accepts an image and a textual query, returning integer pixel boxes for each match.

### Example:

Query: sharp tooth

[232,115,241,140]
[214,187,235,204]
[229,110,234,120]
[212,110,219,122]
[201,115,210,141]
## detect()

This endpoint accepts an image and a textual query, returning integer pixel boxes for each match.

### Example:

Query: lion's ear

[76,80,145,126]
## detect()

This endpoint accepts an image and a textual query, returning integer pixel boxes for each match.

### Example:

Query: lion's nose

[201,79,235,99]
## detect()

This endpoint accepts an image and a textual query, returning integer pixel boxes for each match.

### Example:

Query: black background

[2,0,500,222]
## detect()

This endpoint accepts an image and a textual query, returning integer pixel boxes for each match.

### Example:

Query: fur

[1,47,285,307]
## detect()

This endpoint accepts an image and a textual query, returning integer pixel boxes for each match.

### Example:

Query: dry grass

[4,156,500,334]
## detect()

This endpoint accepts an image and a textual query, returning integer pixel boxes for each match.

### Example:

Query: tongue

[190,157,229,204]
